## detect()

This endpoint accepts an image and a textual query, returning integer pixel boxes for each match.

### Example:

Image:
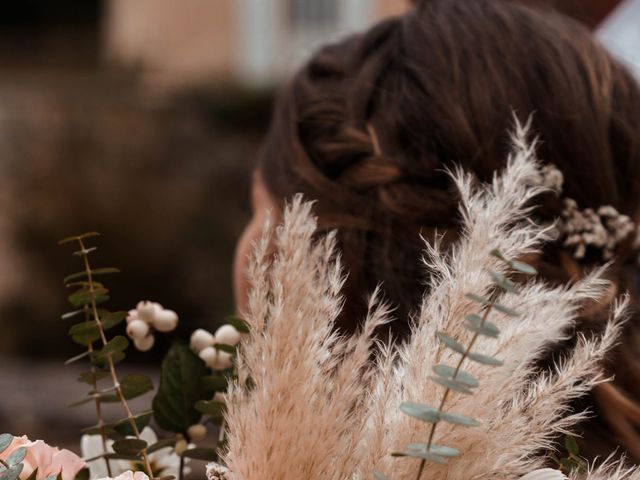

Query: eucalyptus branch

[76,237,153,478]
[84,305,113,478]
[380,250,536,480]
[415,300,496,480]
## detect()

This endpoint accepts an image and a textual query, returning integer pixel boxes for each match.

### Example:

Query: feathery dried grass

[220,121,630,480]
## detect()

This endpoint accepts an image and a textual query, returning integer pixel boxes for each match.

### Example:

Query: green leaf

[112,438,147,456]
[489,271,518,293]
[100,375,153,402]
[91,351,125,368]
[69,321,101,346]
[440,411,481,427]
[68,288,109,308]
[58,232,100,245]
[24,468,38,480]
[511,260,537,275]
[214,344,236,354]
[428,444,460,457]
[96,336,129,358]
[565,436,580,456]
[6,447,27,466]
[466,293,490,306]
[77,372,110,385]
[391,450,448,464]
[0,464,23,480]
[181,448,218,461]
[153,341,209,433]
[224,315,250,333]
[493,303,519,317]
[195,400,225,416]
[146,439,176,454]
[432,364,479,388]
[103,453,140,461]
[399,402,440,423]
[0,434,13,454]
[64,268,120,284]
[490,249,506,261]
[113,410,153,436]
[202,375,228,392]
[74,468,90,480]
[436,332,466,355]
[101,311,127,331]
[429,375,473,395]
[464,314,500,339]
[81,424,117,436]
[373,471,390,480]
[467,351,504,366]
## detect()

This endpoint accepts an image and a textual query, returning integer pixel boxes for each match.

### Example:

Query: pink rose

[0,436,85,480]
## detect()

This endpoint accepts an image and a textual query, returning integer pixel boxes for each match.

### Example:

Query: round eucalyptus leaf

[432,364,479,388]
[399,402,440,423]
[436,332,466,355]
[440,411,481,427]
[112,438,147,456]
[6,447,27,466]
[0,434,13,454]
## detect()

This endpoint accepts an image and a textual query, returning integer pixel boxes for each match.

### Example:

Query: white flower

[214,325,241,346]
[81,427,187,480]
[190,329,215,353]
[520,468,568,480]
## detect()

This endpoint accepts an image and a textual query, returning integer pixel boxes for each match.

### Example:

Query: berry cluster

[126,301,179,351]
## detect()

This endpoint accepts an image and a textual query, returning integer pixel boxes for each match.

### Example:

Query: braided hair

[257,0,640,462]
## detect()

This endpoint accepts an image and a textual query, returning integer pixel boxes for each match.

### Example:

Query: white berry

[126,309,139,323]
[154,309,179,332]
[126,319,150,340]
[210,350,233,371]
[174,437,188,456]
[136,301,156,323]
[191,329,215,353]
[134,334,155,352]
[213,392,225,403]
[187,424,207,441]
[199,346,218,365]
[214,324,241,346]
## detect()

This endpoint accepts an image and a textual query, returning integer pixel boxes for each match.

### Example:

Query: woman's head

[234,0,640,460]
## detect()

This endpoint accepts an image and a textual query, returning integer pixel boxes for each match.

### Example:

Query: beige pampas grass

[217,121,633,480]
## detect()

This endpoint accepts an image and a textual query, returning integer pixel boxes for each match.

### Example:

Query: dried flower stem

[416,300,496,480]
[77,238,153,477]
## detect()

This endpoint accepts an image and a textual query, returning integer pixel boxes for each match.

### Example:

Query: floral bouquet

[3,123,639,480]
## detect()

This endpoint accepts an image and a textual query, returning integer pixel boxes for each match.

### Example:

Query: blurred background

[0,0,637,461]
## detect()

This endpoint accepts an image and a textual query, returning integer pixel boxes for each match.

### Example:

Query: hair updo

[257,0,640,462]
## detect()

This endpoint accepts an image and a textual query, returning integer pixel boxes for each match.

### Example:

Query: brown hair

[258,0,640,463]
